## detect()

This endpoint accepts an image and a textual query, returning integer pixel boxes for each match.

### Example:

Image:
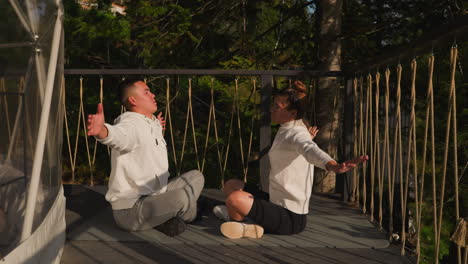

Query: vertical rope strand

[178,79,193,175]
[401,60,417,255]
[222,82,236,184]
[201,79,224,187]
[222,82,237,180]
[375,72,383,229]
[384,67,394,236]
[430,55,439,263]
[368,73,374,221]
[79,77,94,186]
[395,64,403,244]
[243,78,258,181]
[416,55,434,262]
[208,79,224,187]
[234,79,246,180]
[410,59,419,256]
[435,79,451,264]
[449,47,461,264]
[188,79,201,171]
[71,78,83,183]
[201,81,214,173]
[166,78,178,170]
[435,47,458,264]
[62,76,75,183]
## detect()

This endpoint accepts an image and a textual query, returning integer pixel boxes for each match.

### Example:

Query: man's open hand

[87,103,108,139]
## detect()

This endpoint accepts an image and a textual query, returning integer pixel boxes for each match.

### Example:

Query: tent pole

[7,0,34,38]
[20,3,63,242]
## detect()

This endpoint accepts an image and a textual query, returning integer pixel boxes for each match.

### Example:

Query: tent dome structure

[0,0,65,263]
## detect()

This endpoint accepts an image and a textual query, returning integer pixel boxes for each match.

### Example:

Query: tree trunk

[313,0,342,193]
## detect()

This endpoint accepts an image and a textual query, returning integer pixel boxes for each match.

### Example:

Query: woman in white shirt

[219,88,368,239]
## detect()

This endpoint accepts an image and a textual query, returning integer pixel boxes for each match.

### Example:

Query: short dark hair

[275,88,304,120]
[117,78,145,106]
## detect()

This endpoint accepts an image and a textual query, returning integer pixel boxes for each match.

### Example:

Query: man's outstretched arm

[87,103,108,139]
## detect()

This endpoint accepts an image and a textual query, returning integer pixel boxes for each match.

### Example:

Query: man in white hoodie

[87,79,204,236]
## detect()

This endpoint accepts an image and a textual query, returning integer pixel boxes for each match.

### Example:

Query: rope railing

[61,72,343,193]
[58,53,465,262]
[350,46,466,264]
[200,79,222,177]
[61,74,305,189]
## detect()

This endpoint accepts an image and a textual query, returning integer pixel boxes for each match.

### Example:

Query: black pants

[244,183,307,235]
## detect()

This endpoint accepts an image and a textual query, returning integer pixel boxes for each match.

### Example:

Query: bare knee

[226,190,244,207]
[225,190,253,221]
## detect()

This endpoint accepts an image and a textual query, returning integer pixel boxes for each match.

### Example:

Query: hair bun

[293,81,307,93]
[292,81,307,100]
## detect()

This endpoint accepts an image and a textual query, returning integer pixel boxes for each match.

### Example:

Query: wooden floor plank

[62,185,414,264]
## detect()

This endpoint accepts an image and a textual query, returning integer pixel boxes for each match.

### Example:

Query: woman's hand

[326,155,369,174]
[308,126,319,139]
[157,112,166,130]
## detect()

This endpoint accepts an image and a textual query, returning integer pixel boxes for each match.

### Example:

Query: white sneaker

[212,205,230,221]
[220,221,264,239]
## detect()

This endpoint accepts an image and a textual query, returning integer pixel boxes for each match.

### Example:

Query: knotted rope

[415,54,435,262]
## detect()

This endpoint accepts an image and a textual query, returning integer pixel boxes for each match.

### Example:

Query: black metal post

[259,75,273,192]
[342,79,354,201]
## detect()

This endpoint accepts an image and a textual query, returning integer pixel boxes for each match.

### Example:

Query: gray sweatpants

[113,170,204,231]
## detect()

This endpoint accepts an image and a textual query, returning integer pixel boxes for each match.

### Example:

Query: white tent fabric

[1,186,65,264]
[0,164,24,248]
[0,0,65,262]
[0,164,26,249]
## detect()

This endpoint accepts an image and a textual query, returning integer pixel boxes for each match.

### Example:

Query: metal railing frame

[63,69,344,196]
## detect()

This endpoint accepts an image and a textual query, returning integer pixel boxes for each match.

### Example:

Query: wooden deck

[61,185,414,264]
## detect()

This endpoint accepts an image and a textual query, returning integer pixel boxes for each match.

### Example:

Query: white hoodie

[268,120,333,214]
[99,112,169,210]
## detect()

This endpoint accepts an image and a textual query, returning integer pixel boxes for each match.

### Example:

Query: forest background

[61,1,467,263]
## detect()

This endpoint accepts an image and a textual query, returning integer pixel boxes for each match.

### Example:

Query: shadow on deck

[61,185,414,264]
